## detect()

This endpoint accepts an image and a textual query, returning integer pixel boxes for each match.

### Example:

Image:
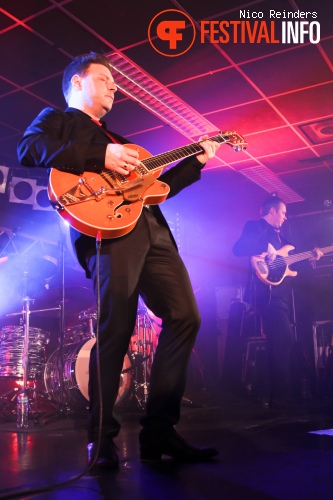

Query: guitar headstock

[221,130,247,152]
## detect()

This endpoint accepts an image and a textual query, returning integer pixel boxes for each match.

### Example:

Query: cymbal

[32,286,95,317]
[0,254,57,280]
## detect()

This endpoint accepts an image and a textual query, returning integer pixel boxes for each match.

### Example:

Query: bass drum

[44,338,132,410]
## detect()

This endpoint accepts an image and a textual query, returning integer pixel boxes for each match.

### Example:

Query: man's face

[76,63,117,118]
[271,202,287,229]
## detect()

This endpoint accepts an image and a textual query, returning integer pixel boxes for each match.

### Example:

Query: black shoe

[140,429,218,462]
[87,438,119,469]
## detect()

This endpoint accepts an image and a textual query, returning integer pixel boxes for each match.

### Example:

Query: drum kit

[0,254,161,423]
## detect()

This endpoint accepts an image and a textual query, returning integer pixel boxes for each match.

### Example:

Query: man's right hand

[105,144,141,175]
[266,243,277,263]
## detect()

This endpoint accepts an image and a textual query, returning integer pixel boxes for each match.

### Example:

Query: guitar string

[261,246,333,270]
[79,134,231,191]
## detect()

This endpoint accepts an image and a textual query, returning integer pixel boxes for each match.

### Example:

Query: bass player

[233,195,323,409]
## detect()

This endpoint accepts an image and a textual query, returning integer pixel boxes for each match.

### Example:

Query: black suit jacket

[17,107,205,276]
[232,218,292,305]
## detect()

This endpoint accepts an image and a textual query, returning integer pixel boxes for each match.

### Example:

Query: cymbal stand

[2,272,51,425]
[0,302,60,423]
[22,291,31,390]
[17,292,38,424]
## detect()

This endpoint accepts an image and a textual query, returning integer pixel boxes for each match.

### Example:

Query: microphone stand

[58,234,66,413]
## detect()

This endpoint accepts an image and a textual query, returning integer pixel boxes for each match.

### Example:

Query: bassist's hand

[310,247,323,262]
[266,243,277,263]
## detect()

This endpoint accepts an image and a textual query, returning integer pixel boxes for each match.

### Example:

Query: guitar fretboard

[268,245,333,270]
[90,132,243,189]
[141,134,229,172]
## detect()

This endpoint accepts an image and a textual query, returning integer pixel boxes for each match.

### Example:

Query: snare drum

[0,326,49,379]
[44,338,132,409]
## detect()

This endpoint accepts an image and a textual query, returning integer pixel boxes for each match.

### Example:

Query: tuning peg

[233,145,247,152]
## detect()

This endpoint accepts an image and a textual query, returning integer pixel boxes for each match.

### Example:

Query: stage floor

[0,385,333,500]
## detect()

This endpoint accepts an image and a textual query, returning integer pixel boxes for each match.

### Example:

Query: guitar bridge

[58,177,109,206]
[79,177,107,200]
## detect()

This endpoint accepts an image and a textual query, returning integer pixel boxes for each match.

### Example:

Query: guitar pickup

[257,260,267,274]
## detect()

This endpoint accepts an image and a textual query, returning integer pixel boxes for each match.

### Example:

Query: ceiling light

[239,166,304,203]
[109,52,216,139]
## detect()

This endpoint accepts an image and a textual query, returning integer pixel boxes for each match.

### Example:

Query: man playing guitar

[17,52,225,468]
[233,195,323,409]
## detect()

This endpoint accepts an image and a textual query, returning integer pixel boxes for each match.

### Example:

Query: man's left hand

[196,135,220,164]
[310,247,323,263]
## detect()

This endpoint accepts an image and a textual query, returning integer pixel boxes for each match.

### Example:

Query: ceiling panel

[171,69,262,113]
[65,0,171,47]
[205,101,287,135]
[242,45,333,96]
[0,0,51,18]
[124,40,231,85]
[244,127,308,157]
[26,9,112,56]
[271,84,333,123]
[0,27,70,86]
[28,75,66,109]
[0,0,331,289]
[0,78,16,96]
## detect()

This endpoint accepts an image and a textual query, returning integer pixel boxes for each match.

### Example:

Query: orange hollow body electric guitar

[48,131,246,238]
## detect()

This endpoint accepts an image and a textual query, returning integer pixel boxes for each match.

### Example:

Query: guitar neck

[286,245,333,265]
[140,134,229,173]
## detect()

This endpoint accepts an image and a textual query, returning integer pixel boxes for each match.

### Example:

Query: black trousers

[261,296,295,404]
[86,209,200,439]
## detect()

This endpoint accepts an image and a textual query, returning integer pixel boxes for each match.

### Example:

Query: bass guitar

[251,244,333,286]
[48,131,246,238]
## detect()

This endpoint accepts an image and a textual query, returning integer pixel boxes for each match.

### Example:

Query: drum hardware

[0,254,57,424]
[128,298,161,409]
[0,233,97,423]
[78,309,96,339]
[35,228,95,425]
[32,286,95,318]
[41,299,161,412]
[37,235,75,425]
[62,322,94,344]
[43,338,132,411]
[0,380,48,422]
[0,326,50,378]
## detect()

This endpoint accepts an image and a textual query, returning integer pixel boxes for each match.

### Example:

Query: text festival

[200,10,320,44]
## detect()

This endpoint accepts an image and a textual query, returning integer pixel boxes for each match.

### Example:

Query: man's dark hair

[260,195,286,216]
[62,52,113,103]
